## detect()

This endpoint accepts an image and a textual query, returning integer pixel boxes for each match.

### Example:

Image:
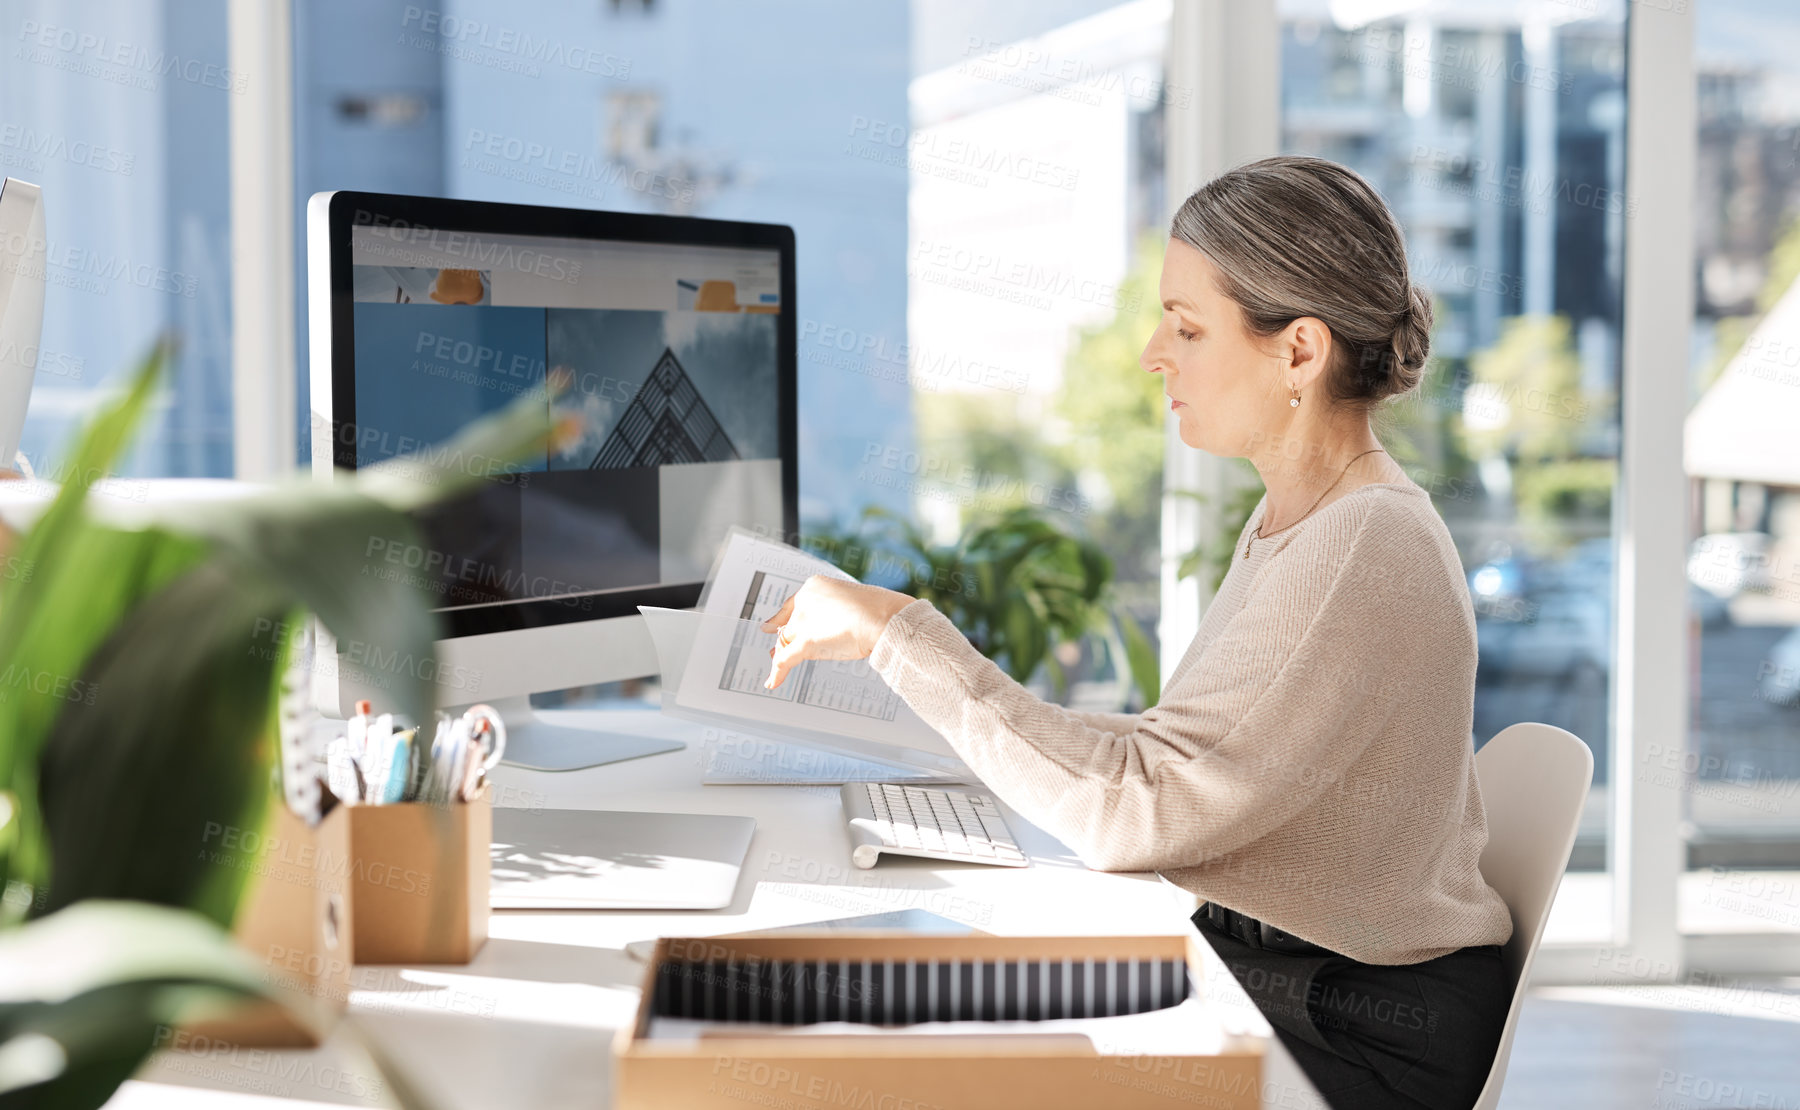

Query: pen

[362,712,395,803]
[348,699,372,760]
[381,727,415,805]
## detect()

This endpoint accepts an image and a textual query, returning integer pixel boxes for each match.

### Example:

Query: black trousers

[1193,909,1509,1110]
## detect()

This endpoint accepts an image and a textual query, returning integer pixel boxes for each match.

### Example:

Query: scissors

[454,704,507,802]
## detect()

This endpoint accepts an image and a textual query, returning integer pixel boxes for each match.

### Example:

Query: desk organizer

[346,787,490,964]
[192,802,353,1047]
[616,933,1264,1110]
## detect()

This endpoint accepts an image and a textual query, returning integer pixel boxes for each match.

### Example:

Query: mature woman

[760,155,1513,1110]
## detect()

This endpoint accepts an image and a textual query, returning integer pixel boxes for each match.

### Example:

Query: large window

[7,0,1782,977]
[902,0,1170,708]
[1279,0,1629,935]
[1683,0,1800,912]
[0,0,233,479]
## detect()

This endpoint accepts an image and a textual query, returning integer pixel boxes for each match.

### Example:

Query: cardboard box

[191,802,353,1047]
[347,789,489,965]
[616,933,1264,1110]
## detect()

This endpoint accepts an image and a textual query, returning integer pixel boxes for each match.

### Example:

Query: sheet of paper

[690,532,922,735]
[640,606,967,777]
[647,529,968,773]
[633,609,933,791]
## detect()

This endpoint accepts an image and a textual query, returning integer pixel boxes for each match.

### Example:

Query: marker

[348,699,372,759]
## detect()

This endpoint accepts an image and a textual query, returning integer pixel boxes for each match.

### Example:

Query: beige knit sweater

[869,481,1514,965]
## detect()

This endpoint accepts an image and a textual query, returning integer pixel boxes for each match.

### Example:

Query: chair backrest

[1470,722,1594,1110]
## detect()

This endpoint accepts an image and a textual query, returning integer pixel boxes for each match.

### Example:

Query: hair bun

[1169,155,1433,409]
[1385,284,1433,397]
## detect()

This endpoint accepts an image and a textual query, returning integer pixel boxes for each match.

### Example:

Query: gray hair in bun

[1169,155,1431,407]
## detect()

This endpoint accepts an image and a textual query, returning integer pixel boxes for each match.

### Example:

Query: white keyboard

[841,782,1028,869]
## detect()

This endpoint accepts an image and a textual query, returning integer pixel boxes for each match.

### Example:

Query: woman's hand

[760,576,914,690]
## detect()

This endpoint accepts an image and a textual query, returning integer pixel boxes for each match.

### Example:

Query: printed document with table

[644,528,968,775]
[643,529,1026,869]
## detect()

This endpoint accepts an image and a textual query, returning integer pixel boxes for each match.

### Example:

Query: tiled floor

[1497,979,1800,1108]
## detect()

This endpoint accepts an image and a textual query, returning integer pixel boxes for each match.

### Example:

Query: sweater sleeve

[869,508,1408,872]
[1063,708,1143,736]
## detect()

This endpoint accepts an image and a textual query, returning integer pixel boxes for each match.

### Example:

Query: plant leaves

[999,594,1043,685]
[119,487,439,729]
[0,344,570,1110]
[0,343,187,906]
[0,900,276,1008]
[1075,542,1112,604]
[33,557,284,924]
[806,501,1163,707]
[74,376,571,734]
[1118,609,1162,709]
[0,900,311,1106]
[0,524,210,905]
[353,373,571,514]
[0,339,168,649]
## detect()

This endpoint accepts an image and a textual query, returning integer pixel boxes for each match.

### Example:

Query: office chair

[1469,722,1595,1110]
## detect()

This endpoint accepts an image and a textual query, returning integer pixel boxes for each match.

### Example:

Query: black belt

[1194,901,1334,957]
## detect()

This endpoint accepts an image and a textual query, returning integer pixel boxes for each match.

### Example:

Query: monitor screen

[339,214,789,636]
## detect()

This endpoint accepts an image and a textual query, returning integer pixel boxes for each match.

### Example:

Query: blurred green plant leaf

[0,342,188,908]
[1168,474,1264,594]
[0,338,569,1110]
[1117,610,1161,709]
[0,900,308,1106]
[33,560,285,922]
[1,353,567,915]
[807,504,1158,707]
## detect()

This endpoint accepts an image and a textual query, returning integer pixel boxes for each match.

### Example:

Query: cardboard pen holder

[346,788,490,965]
[617,933,1264,1110]
[188,801,353,1048]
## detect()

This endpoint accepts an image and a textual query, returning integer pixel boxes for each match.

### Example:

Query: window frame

[228,0,298,479]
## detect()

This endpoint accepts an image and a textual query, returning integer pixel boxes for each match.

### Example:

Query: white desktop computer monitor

[307,190,797,770]
[0,178,46,470]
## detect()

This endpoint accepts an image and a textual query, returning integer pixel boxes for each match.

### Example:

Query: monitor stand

[487,697,686,772]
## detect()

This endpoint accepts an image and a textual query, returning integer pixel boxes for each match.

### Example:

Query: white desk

[110,709,1327,1110]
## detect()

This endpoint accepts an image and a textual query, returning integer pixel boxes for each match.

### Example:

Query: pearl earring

[1289,386,1300,408]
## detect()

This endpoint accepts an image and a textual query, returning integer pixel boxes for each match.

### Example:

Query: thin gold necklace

[1243,448,1385,560]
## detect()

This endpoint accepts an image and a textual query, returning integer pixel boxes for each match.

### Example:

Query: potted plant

[0,341,563,1108]
[806,505,1162,710]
